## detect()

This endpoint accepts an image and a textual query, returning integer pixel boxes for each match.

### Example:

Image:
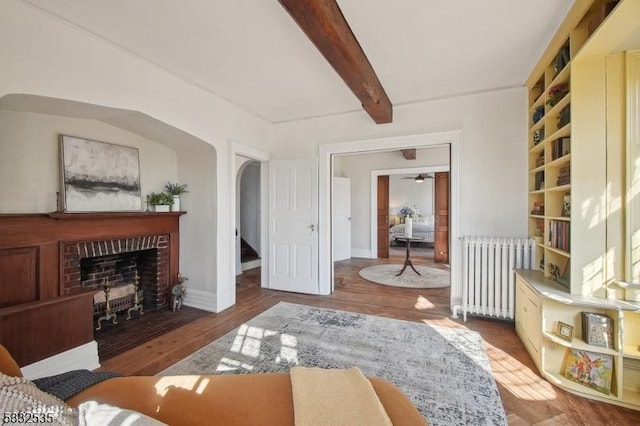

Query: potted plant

[148,192,174,212]
[165,182,189,212]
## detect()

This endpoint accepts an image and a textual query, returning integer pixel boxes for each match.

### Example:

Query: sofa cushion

[67,373,428,426]
[0,344,22,378]
[0,372,77,425]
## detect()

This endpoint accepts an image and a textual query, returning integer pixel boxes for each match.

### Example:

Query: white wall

[0,0,272,313]
[273,87,528,308]
[0,110,178,213]
[337,147,448,254]
[389,175,434,220]
[274,88,527,238]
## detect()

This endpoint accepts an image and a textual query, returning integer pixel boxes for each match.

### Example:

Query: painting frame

[60,135,142,212]
[557,321,574,342]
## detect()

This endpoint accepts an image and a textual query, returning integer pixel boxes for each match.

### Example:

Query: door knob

[309,224,316,232]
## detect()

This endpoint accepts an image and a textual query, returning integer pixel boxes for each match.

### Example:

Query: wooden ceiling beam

[278,0,393,124]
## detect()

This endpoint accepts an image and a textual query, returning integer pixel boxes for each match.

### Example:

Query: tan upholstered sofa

[0,344,427,425]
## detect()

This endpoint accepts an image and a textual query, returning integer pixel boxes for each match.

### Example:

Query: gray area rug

[358,264,450,288]
[161,302,506,426]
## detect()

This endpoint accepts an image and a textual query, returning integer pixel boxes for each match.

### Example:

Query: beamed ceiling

[21,0,574,124]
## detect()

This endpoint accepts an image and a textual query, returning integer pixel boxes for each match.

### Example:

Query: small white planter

[171,195,180,212]
[153,204,171,213]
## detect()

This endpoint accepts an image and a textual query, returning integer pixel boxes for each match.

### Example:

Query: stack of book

[536,152,545,167]
[531,202,545,216]
[557,165,570,186]
[551,137,570,160]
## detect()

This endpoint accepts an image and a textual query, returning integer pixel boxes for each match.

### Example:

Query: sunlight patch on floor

[216,323,299,371]
[484,341,557,401]
[216,356,255,372]
[415,295,435,310]
[230,324,278,358]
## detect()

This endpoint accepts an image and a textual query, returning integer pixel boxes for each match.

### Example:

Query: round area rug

[358,264,450,288]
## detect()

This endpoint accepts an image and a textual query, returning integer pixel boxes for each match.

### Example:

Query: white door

[268,159,319,294]
[332,177,351,261]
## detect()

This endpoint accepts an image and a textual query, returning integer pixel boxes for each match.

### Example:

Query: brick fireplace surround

[0,212,184,367]
[63,235,170,307]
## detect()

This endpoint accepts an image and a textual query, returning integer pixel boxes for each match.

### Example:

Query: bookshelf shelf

[546,153,571,168]
[545,246,570,258]
[529,142,545,155]
[543,123,571,145]
[546,216,570,222]
[546,184,571,192]
[543,331,619,356]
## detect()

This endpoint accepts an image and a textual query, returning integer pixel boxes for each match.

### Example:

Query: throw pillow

[77,401,168,426]
[0,372,77,426]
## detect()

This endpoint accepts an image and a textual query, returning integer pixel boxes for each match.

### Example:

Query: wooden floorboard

[100,256,639,425]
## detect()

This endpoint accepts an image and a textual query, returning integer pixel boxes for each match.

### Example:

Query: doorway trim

[230,141,270,296]
[319,131,462,311]
[370,164,449,259]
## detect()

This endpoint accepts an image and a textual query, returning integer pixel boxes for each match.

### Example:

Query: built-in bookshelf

[519,0,640,411]
[527,32,573,285]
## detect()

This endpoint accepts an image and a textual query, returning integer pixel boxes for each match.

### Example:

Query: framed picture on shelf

[557,321,574,341]
[581,312,614,349]
[564,349,613,395]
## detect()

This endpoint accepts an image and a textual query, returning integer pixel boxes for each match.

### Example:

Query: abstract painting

[60,135,142,212]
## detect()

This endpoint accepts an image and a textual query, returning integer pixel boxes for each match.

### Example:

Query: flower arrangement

[546,84,569,107]
[399,205,420,218]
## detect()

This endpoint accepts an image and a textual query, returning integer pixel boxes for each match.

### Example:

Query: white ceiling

[21,0,574,124]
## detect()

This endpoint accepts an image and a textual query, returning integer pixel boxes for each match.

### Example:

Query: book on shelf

[552,137,571,160]
[536,152,545,167]
[564,348,613,395]
[581,312,614,349]
[548,220,570,252]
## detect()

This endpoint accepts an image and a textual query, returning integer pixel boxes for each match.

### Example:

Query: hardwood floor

[101,255,638,425]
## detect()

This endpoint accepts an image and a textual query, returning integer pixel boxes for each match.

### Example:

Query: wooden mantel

[0,212,185,366]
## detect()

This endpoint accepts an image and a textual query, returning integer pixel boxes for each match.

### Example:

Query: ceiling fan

[401,173,433,183]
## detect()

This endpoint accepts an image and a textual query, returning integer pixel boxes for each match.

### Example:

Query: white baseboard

[350,248,372,259]
[183,288,218,313]
[21,341,100,380]
[241,259,261,271]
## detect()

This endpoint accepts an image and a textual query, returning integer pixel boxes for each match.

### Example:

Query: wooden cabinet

[515,276,542,369]
[516,270,640,409]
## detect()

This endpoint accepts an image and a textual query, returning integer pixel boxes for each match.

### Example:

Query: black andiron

[126,273,144,320]
[96,278,118,331]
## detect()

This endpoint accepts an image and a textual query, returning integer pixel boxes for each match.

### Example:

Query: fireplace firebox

[63,235,170,308]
